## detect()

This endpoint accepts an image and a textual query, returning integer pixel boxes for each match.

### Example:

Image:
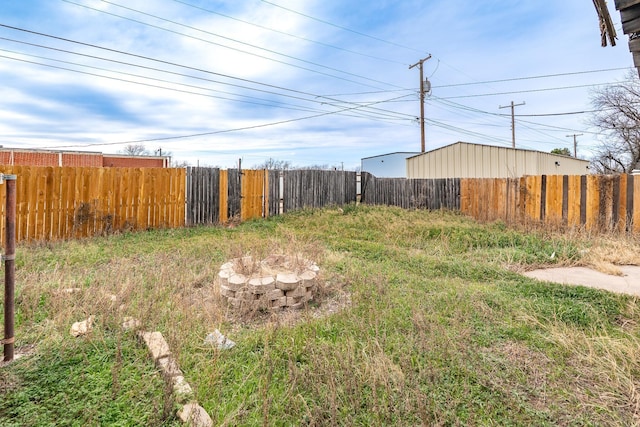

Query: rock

[226,274,248,291]
[204,329,235,350]
[172,375,193,402]
[219,262,234,271]
[70,316,94,337]
[248,276,275,294]
[285,287,307,298]
[299,270,317,287]
[138,331,171,361]
[177,403,213,427]
[217,269,231,287]
[272,296,288,308]
[219,285,236,298]
[157,355,183,379]
[121,316,141,331]
[286,296,302,305]
[275,273,300,291]
[265,289,284,300]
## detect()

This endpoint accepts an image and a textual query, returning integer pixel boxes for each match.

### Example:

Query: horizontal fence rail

[0,166,185,243]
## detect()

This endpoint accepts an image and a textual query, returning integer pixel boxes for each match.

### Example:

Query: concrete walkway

[523,266,640,297]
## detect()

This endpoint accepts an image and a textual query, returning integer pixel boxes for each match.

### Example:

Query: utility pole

[409,54,432,152]
[566,134,583,157]
[499,101,525,148]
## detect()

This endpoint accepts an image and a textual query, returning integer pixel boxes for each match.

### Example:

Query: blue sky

[0,0,634,169]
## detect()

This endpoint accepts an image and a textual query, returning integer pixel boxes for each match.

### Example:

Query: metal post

[4,174,17,362]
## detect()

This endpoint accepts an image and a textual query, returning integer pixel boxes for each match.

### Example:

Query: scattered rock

[138,331,171,361]
[121,316,141,331]
[157,355,183,379]
[172,375,194,402]
[204,329,236,350]
[70,316,94,337]
[177,403,213,427]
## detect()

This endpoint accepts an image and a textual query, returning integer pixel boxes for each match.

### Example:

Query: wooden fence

[3,166,639,245]
[460,174,640,233]
[360,173,460,210]
[0,166,185,243]
[283,170,357,212]
[186,168,356,225]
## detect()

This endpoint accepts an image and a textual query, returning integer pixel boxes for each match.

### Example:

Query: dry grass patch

[579,236,640,275]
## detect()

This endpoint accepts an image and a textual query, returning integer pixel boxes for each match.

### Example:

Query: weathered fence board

[459,174,640,233]
[268,170,280,217]
[283,170,357,212]
[361,173,460,211]
[186,167,220,225]
[0,166,185,243]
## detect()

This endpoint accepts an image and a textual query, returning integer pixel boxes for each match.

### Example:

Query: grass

[1,204,640,425]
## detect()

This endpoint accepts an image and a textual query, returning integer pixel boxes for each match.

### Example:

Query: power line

[40,93,415,149]
[260,0,426,54]
[437,81,632,99]
[62,0,404,90]
[0,40,416,123]
[0,49,416,126]
[432,67,631,88]
[168,0,407,66]
[0,24,415,121]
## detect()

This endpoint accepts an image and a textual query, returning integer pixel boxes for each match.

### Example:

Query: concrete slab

[523,266,640,297]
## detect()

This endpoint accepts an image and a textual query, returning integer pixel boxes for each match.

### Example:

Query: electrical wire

[260,0,427,54]
[41,93,417,148]
[437,81,633,99]
[0,40,417,123]
[168,0,408,66]
[62,0,405,90]
[432,67,631,89]
[0,24,416,121]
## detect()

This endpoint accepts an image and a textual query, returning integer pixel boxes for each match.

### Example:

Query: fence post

[3,174,17,362]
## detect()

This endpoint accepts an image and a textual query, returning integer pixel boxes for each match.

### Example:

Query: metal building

[361,152,420,178]
[406,142,591,179]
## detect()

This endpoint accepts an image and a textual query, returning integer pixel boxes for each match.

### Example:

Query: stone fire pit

[218,255,319,310]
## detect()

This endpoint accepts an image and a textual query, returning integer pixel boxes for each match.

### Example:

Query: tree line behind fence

[0,166,638,244]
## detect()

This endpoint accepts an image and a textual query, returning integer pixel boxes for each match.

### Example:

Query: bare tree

[590,72,640,173]
[120,144,150,156]
[252,158,292,170]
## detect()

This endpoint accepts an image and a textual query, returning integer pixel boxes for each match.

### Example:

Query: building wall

[62,153,103,167]
[0,148,168,168]
[361,152,420,178]
[407,142,591,179]
[102,155,168,168]
[0,150,103,167]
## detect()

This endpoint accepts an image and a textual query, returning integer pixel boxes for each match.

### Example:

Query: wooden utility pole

[409,54,432,152]
[566,134,583,157]
[499,101,525,148]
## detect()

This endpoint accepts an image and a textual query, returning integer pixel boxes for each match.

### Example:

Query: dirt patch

[0,344,37,370]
